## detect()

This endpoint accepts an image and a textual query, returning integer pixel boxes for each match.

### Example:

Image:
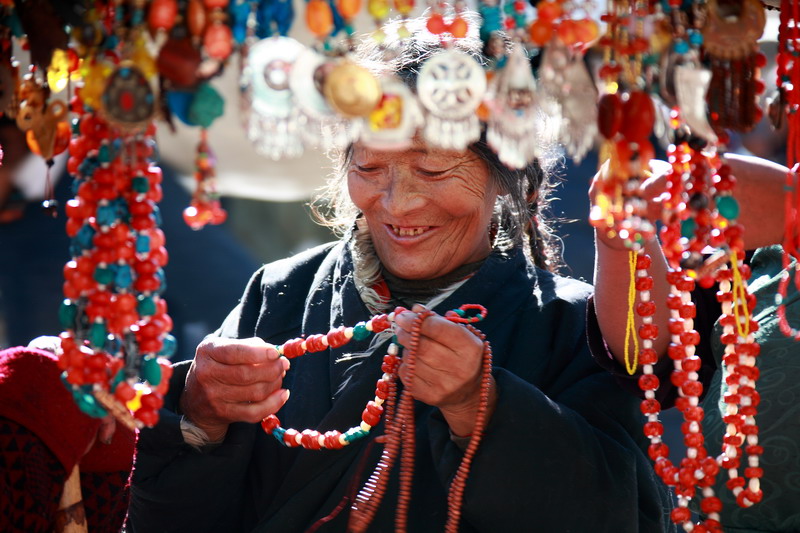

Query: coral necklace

[260,304,492,533]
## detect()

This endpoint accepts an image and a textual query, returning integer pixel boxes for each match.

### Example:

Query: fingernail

[281,389,291,402]
[281,357,290,371]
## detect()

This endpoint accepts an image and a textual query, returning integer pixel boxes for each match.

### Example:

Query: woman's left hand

[393,305,496,437]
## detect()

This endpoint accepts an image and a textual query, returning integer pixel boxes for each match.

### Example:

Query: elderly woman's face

[348,142,497,280]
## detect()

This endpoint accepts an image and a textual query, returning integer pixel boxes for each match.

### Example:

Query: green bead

[680,218,697,239]
[75,390,108,418]
[111,369,125,390]
[89,321,108,349]
[132,176,150,193]
[188,83,225,129]
[716,196,740,220]
[94,265,114,286]
[98,143,112,163]
[59,299,78,329]
[142,356,162,386]
[352,323,370,341]
[453,308,466,317]
[137,295,156,316]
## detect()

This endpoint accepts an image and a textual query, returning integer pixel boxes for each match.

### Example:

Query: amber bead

[337,0,361,19]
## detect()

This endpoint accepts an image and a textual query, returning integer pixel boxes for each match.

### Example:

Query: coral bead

[426,13,446,35]
[620,91,655,143]
[204,23,233,60]
[528,19,553,46]
[148,0,179,31]
[597,93,623,139]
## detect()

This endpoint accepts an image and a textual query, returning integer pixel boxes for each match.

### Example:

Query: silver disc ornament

[241,36,305,159]
[289,49,357,150]
[101,63,156,132]
[359,77,423,151]
[416,50,486,151]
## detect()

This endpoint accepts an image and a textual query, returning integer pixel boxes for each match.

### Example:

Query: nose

[381,166,426,217]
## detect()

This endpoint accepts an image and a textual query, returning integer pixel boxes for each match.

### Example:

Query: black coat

[130,242,674,533]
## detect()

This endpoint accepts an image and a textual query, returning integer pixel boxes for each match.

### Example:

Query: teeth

[391,225,430,237]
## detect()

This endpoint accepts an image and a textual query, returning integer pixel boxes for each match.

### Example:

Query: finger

[199,337,280,365]
[228,388,291,425]
[219,379,284,404]
[211,357,289,386]
[98,416,117,445]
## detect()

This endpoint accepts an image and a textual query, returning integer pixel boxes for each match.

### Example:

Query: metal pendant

[360,77,423,151]
[675,64,718,144]
[538,40,598,163]
[101,63,156,132]
[416,50,486,151]
[241,36,305,159]
[289,49,358,150]
[486,45,540,169]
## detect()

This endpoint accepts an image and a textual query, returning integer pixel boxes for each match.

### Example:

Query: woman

[592,153,800,531]
[129,17,673,533]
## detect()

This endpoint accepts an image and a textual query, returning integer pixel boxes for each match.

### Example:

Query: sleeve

[587,287,721,408]
[428,370,672,532]
[426,295,675,532]
[128,268,271,533]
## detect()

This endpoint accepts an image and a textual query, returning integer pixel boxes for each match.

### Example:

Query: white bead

[388,344,398,355]
[645,390,656,400]
[748,456,759,467]
[295,433,303,445]
[643,316,653,324]
[344,327,354,339]
[688,448,698,459]
[641,292,651,302]
[726,423,738,435]
[747,435,759,445]
[388,312,395,322]
[301,341,307,351]
[382,373,391,381]
[702,487,715,498]
[726,446,737,458]
[643,339,653,349]
[318,435,326,447]
[647,414,659,422]
[643,366,653,375]
[689,397,698,406]
[374,397,384,407]
[689,421,700,433]
[360,421,371,431]
[366,321,374,332]
[320,336,329,346]
[339,434,348,445]
[749,478,761,492]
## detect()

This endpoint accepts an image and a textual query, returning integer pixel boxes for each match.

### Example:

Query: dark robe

[130,242,674,532]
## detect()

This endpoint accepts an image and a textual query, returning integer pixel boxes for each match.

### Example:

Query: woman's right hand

[180,336,290,442]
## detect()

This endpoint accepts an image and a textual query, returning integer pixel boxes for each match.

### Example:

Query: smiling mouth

[389,225,432,237]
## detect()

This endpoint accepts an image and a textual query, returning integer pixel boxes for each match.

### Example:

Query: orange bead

[528,19,553,46]
[426,13,446,34]
[337,0,361,19]
[573,18,599,46]
[306,0,334,38]
[187,0,207,37]
[204,23,233,60]
[449,16,468,38]
[556,19,578,46]
[536,1,562,22]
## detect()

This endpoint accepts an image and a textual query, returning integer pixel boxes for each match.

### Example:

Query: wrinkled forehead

[350,137,479,164]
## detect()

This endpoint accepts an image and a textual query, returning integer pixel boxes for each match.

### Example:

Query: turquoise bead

[132,176,150,193]
[352,322,370,341]
[94,265,114,286]
[89,321,108,349]
[136,233,151,254]
[59,299,78,329]
[137,295,156,316]
[716,196,740,220]
[96,203,117,226]
[681,218,697,239]
[159,334,178,358]
[115,264,133,289]
[142,356,162,385]
[111,369,125,390]
[75,390,108,418]
[673,39,689,54]
[188,83,225,129]
[98,143,112,164]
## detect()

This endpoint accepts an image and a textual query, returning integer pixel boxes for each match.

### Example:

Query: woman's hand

[393,305,496,437]
[180,336,290,443]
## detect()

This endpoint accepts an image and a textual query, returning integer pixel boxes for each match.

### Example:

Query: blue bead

[76,224,96,250]
[136,234,151,254]
[97,203,117,226]
[115,264,133,289]
[156,268,167,295]
[688,30,703,46]
[673,40,690,55]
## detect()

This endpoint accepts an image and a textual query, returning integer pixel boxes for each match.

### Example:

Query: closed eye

[355,164,380,173]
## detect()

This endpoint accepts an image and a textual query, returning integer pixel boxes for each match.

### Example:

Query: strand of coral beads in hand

[260,304,487,450]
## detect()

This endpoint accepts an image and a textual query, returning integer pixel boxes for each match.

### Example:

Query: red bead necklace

[259,304,491,533]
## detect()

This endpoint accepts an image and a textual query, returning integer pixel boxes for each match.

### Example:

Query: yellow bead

[368,0,389,20]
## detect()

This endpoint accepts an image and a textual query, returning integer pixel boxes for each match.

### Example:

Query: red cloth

[0,346,136,532]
